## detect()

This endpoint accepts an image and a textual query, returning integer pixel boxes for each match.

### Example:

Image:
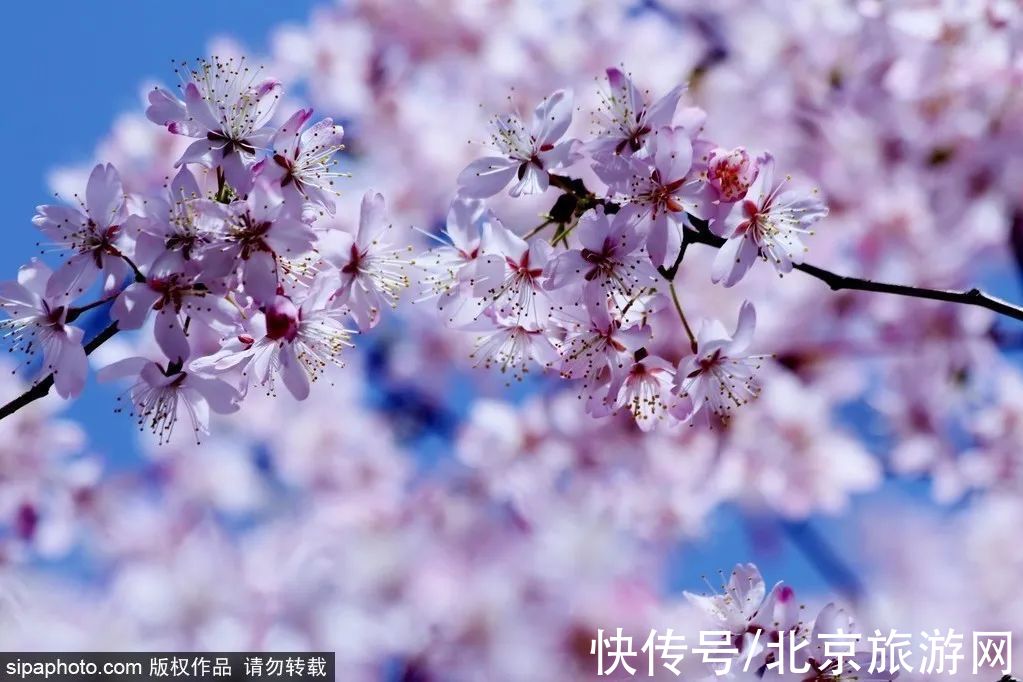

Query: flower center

[264,295,300,342]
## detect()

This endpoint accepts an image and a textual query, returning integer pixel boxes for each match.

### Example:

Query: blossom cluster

[2,58,409,443]
[419,69,827,430]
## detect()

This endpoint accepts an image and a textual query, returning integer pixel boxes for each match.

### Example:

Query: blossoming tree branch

[2,61,1021,439]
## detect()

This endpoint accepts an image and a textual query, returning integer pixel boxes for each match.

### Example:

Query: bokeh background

[1,0,1021,679]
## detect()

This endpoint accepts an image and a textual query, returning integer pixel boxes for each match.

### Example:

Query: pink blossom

[706,146,759,203]
[597,126,713,267]
[32,163,131,299]
[712,154,828,287]
[477,218,555,327]
[545,206,657,308]
[131,167,226,269]
[557,287,650,388]
[98,356,239,445]
[192,278,354,400]
[684,563,792,638]
[417,198,503,326]
[146,57,282,191]
[0,261,88,399]
[217,181,317,303]
[328,191,411,330]
[466,308,560,384]
[673,301,765,425]
[600,353,677,430]
[589,67,684,156]
[111,261,235,365]
[255,108,346,214]
[457,89,579,198]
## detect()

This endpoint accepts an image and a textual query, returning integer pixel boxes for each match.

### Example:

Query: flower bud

[707,147,758,203]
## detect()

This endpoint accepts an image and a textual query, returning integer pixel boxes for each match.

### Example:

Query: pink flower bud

[707,147,758,203]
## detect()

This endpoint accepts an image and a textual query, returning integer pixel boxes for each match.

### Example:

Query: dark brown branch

[682,227,1023,322]
[0,322,119,421]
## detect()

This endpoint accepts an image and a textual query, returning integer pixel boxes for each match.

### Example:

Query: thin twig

[682,227,1023,322]
[66,295,117,323]
[668,281,698,353]
[119,254,147,283]
[523,218,554,240]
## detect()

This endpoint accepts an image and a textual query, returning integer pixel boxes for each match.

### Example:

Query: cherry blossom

[4,3,1023,674]
[192,279,354,400]
[684,563,795,644]
[673,301,766,425]
[32,163,132,299]
[545,206,657,308]
[705,146,759,204]
[600,353,677,429]
[131,167,225,268]
[216,181,318,303]
[98,356,239,445]
[0,261,87,399]
[477,219,555,327]
[467,308,560,383]
[0,60,405,443]
[589,67,685,157]
[457,89,579,198]
[146,57,282,191]
[556,288,650,385]
[255,107,346,214]
[597,125,714,267]
[111,261,234,364]
[712,154,829,287]
[416,198,503,326]
[328,191,411,330]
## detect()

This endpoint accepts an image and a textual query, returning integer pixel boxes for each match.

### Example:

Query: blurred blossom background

[1,0,1023,679]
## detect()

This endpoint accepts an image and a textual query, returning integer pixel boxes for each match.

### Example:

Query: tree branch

[0,321,119,421]
[682,227,1023,322]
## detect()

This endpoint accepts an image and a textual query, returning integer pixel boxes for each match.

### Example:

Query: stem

[523,218,554,240]
[657,235,691,281]
[214,167,231,204]
[119,254,147,283]
[0,322,120,421]
[668,281,698,354]
[66,295,116,323]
